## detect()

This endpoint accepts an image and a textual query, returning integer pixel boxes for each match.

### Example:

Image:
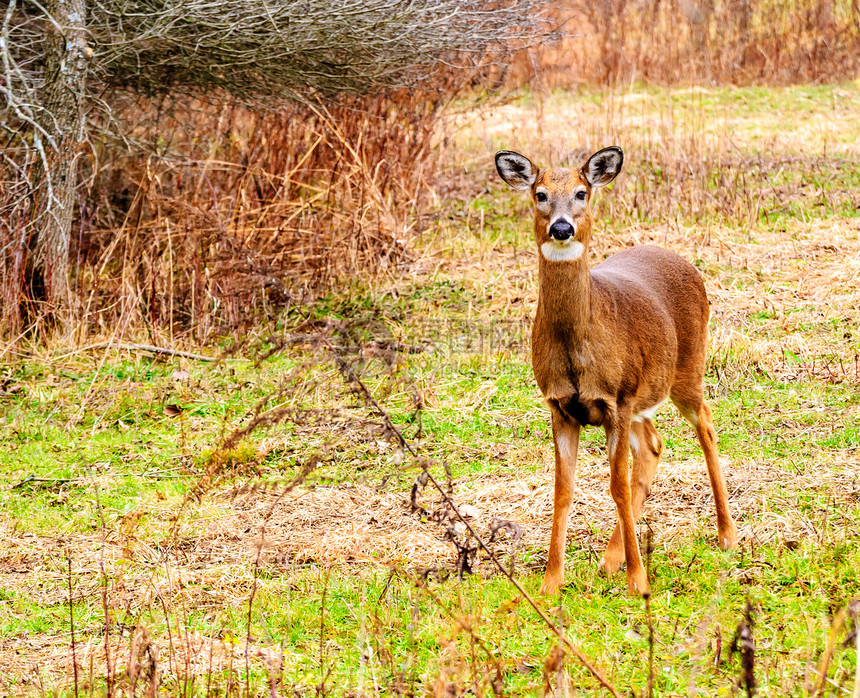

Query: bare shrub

[0,0,553,336]
[86,0,546,98]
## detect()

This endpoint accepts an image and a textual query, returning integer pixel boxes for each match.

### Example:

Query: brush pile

[0,0,552,337]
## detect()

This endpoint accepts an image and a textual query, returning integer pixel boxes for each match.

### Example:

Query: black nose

[549,220,573,240]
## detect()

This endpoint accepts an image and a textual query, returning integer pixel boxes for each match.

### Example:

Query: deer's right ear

[495,151,537,191]
[582,146,624,188]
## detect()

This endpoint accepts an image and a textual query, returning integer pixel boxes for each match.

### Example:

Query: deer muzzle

[549,219,574,241]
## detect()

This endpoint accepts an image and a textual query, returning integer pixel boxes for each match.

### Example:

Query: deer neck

[538,254,592,343]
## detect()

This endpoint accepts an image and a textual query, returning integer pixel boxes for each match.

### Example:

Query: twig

[10,475,76,489]
[809,668,853,696]
[318,566,332,697]
[325,336,622,698]
[68,553,79,698]
[645,526,655,698]
[93,487,115,698]
[853,602,860,698]
[814,609,846,697]
[730,600,756,698]
[55,342,216,362]
[141,470,193,479]
[246,536,263,698]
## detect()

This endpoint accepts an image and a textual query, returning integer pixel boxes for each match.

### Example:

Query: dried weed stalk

[730,600,757,697]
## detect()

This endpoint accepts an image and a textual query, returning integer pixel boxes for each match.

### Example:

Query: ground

[1,84,859,696]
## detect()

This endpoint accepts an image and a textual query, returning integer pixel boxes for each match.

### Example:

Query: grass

[2,82,860,695]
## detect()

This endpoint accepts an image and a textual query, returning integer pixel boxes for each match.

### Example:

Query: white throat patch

[540,240,584,263]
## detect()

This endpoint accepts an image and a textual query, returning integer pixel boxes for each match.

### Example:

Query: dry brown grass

[2,89,448,341]
[81,94,440,337]
[512,0,860,87]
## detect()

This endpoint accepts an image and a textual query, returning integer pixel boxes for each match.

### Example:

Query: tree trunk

[32,0,88,322]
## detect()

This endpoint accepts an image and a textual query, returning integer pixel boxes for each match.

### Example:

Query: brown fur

[496,147,738,596]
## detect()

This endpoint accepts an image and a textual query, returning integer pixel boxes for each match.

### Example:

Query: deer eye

[535,191,547,203]
[576,190,586,201]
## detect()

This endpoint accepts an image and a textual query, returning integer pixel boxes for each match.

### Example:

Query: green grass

[2,330,859,694]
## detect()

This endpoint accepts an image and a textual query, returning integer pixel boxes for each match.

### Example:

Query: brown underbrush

[69,91,444,342]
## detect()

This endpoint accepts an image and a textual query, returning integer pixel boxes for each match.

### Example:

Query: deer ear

[583,146,623,188]
[495,151,537,191]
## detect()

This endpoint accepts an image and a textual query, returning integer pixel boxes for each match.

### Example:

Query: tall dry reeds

[515,0,860,87]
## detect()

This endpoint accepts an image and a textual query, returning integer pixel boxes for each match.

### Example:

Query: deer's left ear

[582,146,623,188]
[495,150,538,191]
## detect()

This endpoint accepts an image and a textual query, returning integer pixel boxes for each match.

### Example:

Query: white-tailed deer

[495,146,738,596]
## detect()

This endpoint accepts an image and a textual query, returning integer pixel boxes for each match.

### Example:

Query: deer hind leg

[600,419,663,576]
[539,407,581,595]
[603,417,649,596]
[674,398,738,550]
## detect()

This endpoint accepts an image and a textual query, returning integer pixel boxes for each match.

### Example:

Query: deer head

[495,147,623,262]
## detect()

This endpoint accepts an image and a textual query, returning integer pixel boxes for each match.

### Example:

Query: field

[2,83,860,696]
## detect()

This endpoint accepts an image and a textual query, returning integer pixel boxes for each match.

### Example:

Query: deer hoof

[539,574,563,596]
[598,550,624,575]
[627,569,650,597]
[718,524,739,550]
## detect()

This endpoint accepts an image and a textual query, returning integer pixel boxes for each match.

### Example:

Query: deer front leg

[604,417,649,596]
[600,419,662,575]
[539,408,581,595]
